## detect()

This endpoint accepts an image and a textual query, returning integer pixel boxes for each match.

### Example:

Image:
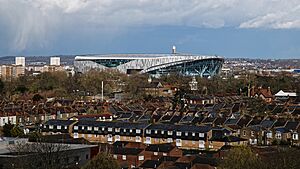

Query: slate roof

[112,147,144,155]
[139,160,162,168]
[45,120,75,126]
[145,143,175,153]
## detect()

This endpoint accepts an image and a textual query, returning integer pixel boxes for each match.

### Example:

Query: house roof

[44,120,75,126]
[210,135,246,142]
[285,121,300,130]
[145,143,175,153]
[275,90,297,97]
[112,147,144,155]
[139,160,162,168]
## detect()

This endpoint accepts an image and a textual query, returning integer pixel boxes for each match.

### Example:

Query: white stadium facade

[74,48,224,77]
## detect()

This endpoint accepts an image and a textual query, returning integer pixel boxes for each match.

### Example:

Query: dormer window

[74,126,78,130]
[102,127,105,131]
[123,129,127,132]
[155,130,158,134]
[192,132,195,136]
[168,131,173,135]
[161,130,165,134]
[130,129,133,133]
[115,128,120,132]
[94,127,99,131]
[185,132,188,136]
[82,126,85,130]
[87,126,92,131]
[199,133,204,137]
[49,125,53,129]
[108,127,113,132]
[57,125,61,130]
[146,129,151,134]
[176,132,182,136]
[136,129,141,134]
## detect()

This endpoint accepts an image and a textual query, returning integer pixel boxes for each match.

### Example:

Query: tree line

[0,70,299,100]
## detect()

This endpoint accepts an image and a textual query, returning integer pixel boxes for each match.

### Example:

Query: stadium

[74,47,224,77]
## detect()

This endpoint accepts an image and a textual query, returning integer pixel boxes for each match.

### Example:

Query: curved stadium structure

[74,51,224,77]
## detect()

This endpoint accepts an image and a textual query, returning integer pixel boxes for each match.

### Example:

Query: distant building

[15,57,25,67]
[50,57,60,66]
[0,65,25,80]
[275,90,298,100]
[74,47,224,77]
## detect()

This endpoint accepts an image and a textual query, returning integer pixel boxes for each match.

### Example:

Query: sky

[1,0,300,59]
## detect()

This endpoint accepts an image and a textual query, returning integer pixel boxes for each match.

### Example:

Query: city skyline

[1,1,300,59]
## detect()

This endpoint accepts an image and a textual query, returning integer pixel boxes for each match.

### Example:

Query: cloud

[1,0,300,53]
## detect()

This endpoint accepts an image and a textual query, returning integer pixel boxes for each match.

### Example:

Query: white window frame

[138,156,144,161]
[176,131,182,136]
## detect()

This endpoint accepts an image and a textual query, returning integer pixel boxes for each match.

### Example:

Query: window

[176,131,182,136]
[136,129,141,134]
[251,131,254,137]
[163,153,167,156]
[88,134,92,138]
[192,132,195,136]
[113,155,118,159]
[293,133,299,140]
[123,129,127,132]
[122,155,126,160]
[155,130,158,134]
[102,127,105,131]
[81,126,85,130]
[115,135,120,141]
[57,125,61,130]
[267,132,272,138]
[87,126,92,131]
[94,127,99,131]
[154,152,158,156]
[115,128,120,132]
[64,126,67,130]
[243,130,246,136]
[167,138,173,143]
[276,133,282,139]
[185,132,188,136]
[199,133,204,137]
[49,125,53,129]
[86,154,89,160]
[130,129,133,133]
[161,130,164,134]
[136,136,141,142]
[168,131,173,135]
[138,156,144,161]
[74,126,78,130]
[146,129,151,134]
[108,127,112,132]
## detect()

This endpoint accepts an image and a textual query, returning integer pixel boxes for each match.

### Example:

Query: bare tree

[7,141,70,169]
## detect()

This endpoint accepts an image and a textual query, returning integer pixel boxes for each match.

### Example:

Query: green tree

[82,152,120,169]
[220,146,262,169]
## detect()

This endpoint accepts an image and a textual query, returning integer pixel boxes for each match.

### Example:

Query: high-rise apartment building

[15,57,25,67]
[50,57,60,66]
